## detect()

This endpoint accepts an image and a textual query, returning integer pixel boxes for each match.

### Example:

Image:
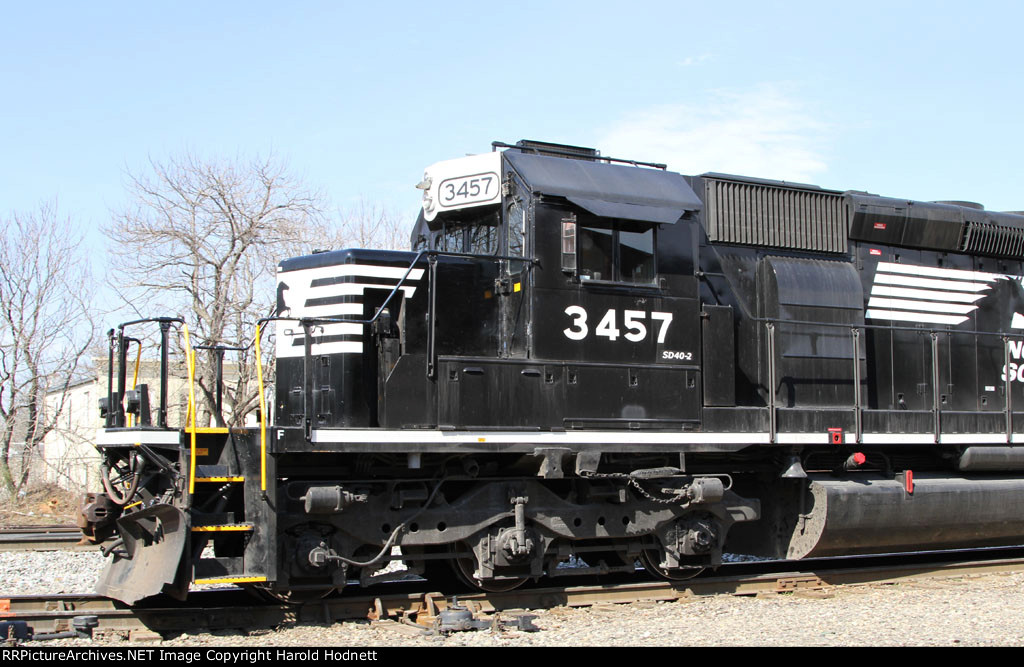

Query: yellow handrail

[255,323,267,492]
[183,324,197,495]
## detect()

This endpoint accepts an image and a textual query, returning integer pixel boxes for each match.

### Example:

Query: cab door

[499,178,531,359]
[532,208,703,426]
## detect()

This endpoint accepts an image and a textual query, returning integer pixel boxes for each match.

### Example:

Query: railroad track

[5,546,1024,639]
[0,525,94,552]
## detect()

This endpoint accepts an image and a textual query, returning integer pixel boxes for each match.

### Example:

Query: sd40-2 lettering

[563,306,673,343]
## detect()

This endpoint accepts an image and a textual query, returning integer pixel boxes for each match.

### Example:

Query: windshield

[432,206,500,254]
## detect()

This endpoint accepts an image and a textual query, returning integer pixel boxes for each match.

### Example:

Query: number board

[421,152,502,221]
[439,172,499,210]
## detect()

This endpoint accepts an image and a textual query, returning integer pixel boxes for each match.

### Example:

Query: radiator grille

[960,221,1024,259]
[704,178,849,253]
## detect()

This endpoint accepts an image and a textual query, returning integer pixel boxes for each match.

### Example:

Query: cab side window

[578,223,614,281]
[578,219,655,284]
[619,227,655,283]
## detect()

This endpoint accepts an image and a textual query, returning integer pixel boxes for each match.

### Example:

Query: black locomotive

[88,140,1024,603]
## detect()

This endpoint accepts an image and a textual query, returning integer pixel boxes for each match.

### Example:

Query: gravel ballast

[4,550,1024,646]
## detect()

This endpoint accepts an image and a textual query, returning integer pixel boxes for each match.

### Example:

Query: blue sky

[3,0,1024,249]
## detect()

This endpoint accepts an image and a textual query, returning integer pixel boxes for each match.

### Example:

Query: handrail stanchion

[852,327,862,444]
[427,255,438,379]
[105,330,115,429]
[183,324,198,495]
[931,332,941,444]
[767,322,777,444]
[158,321,171,428]
[255,323,267,493]
[1005,336,1013,444]
[302,321,313,441]
[115,329,127,427]
[127,341,142,428]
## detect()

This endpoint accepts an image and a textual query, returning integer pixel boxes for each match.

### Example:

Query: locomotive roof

[504,150,702,225]
[405,141,1024,261]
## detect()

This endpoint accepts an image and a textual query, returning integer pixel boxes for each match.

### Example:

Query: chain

[580,471,687,506]
[629,477,688,505]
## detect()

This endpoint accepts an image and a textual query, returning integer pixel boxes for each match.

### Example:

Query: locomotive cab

[274,142,711,434]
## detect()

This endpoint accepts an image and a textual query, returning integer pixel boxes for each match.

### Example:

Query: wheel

[101,450,144,506]
[640,550,705,581]
[451,541,529,592]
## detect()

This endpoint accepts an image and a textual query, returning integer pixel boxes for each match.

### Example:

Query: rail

[102,317,206,494]
[107,316,270,495]
[105,317,185,429]
[0,525,95,552]
[491,140,668,170]
[758,313,1024,447]
[6,547,1024,637]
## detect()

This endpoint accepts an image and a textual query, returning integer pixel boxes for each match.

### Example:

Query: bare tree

[106,153,330,427]
[0,204,96,496]
[336,198,409,251]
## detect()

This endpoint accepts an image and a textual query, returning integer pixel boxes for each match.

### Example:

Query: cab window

[507,200,525,257]
[469,222,498,254]
[578,219,655,284]
[432,207,500,254]
[619,227,655,283]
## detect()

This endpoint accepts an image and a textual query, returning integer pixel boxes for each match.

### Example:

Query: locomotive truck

[86,139,1024,603]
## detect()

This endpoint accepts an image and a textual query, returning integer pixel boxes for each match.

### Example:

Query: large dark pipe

[784,473,1024,559]
[957,447,1024,472]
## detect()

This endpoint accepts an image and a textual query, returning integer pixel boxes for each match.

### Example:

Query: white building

[41,359,265,492]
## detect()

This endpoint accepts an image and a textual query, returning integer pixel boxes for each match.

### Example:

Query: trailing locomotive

[88,140,1024,604]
